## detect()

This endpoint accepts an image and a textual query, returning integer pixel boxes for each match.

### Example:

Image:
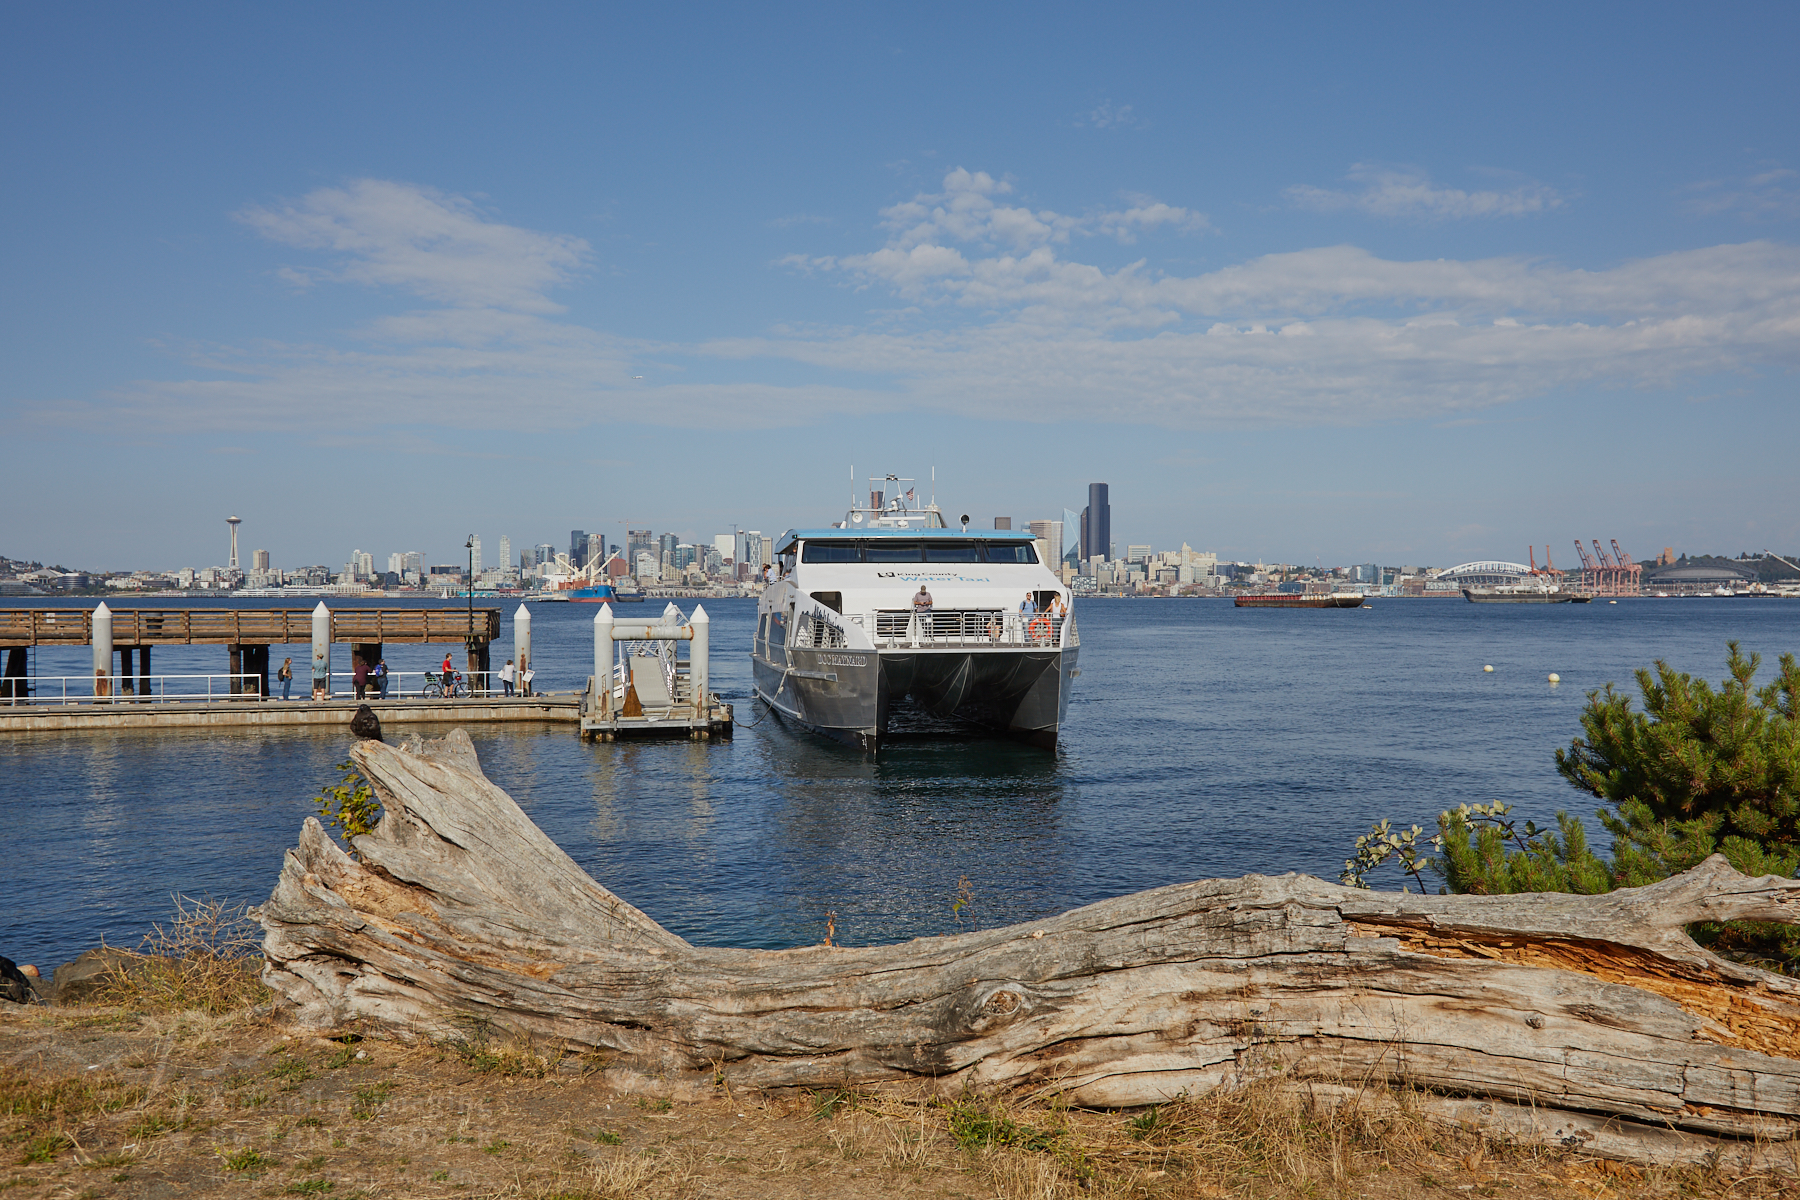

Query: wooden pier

[0,606,501,700]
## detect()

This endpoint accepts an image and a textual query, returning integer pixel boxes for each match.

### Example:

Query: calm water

[4,595,1798,968]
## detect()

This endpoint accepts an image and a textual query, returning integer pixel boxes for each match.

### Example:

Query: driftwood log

[258,731,1800,1167]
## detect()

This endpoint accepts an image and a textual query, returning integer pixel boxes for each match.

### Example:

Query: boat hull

[752,644,1076,753]
[1235,594,1365,608]
[1462,588,1593,604]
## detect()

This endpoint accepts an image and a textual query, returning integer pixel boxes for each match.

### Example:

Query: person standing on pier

[277,657,293,701]
[500,658,515,696]
[311,650,328,700]
[374,659,389,700]
[442,651,456,698]
[352,656,369,701]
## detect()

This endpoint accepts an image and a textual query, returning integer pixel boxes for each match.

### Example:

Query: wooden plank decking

[0,608,501,647]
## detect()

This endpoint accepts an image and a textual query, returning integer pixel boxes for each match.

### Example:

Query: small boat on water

[752,476,1077,753]
[1235,593,1365,609]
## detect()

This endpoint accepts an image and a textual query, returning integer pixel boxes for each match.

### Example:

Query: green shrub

[314,760,382,850]
[1347,644,1800,966]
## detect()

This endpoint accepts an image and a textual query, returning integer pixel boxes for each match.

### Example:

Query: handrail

[0,670,506,705]
[865,610,1071,649]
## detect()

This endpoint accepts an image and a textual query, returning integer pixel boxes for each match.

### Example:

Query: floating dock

[578,603,733,741]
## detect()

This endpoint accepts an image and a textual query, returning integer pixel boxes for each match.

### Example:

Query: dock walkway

[0,694,578,733]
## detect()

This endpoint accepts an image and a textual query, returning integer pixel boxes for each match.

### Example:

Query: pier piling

[513,604,531,698]
[92,603,112,700]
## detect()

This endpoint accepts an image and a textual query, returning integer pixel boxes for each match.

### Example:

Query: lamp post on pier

[465,535,477,694]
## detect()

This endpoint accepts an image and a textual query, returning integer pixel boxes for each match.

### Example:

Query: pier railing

[3,673,270,705]
[0,670,524,705]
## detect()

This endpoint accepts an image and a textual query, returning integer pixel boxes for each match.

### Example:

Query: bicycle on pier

[422,670,468,699]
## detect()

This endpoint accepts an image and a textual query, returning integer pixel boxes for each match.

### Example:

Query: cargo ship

[1235,593,1366,609]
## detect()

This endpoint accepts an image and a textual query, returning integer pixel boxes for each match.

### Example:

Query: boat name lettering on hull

[816,654,868,667]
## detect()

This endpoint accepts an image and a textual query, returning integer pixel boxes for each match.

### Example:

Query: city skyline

[5,6,1798,566]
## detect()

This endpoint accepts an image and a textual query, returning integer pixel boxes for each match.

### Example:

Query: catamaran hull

[752,645,1076,753]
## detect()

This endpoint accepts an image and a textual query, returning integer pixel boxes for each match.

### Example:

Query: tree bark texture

[257,731,1800,1167]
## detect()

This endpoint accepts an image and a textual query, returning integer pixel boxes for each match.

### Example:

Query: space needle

[227,515,242,570]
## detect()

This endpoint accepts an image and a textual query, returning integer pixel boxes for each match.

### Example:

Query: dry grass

[7,997,1800,1199]
[95,894,264,1016]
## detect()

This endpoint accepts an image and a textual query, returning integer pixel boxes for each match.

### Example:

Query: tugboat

[752,477,1078,753]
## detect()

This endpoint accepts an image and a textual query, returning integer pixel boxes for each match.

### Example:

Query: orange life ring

[1028,615,1052,642]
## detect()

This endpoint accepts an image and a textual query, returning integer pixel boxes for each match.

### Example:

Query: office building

[570,530,587,568]
[533,543,555,566]
[252,549,270,571]
[1080,482,1110,562]
[498,536,511,575]
[658,532,679,566]
[713,533,736,562]
[627,529,653,567]
[1029,519,1062,573]
[470,535,482,576]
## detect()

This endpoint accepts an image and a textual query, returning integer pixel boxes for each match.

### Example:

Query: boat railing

[866,609,1073,649]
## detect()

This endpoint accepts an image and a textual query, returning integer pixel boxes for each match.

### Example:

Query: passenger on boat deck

[912,585,934,611]
[1020,592,1038,614]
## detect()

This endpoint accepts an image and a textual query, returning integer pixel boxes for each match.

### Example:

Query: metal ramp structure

[579,602,732,741]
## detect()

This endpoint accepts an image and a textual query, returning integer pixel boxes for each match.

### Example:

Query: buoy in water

[1548,673,1561,684]
[1483,665,1495,673]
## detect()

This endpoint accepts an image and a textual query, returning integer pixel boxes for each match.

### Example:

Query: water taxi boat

[753,479,1078,753]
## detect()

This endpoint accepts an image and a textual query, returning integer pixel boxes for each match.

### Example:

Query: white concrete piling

[311,602,330,698]
[594,604,615,700]
[691,605,709,711]
[514,604,532,697]
[92,602,112,698]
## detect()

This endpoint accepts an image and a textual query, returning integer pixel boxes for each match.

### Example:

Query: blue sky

[4,2,1797,571]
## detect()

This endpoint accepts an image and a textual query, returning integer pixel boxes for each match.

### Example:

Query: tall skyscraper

[470,535,482,575]
[586,533,605,571]
[658,532,679,565]
[570,530,587,568]
[498,535,511,574]
[627,529,653,567]
[252,549,270,571]
[1029,519,1063,571]
[1081,483,1111,562]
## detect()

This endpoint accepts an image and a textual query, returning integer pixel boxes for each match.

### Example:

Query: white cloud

[236,179,589,312]
[1684,166,1800,219]
[45,174,1800,438]
[1078,100,1143,129]
[1287,164,1564,220]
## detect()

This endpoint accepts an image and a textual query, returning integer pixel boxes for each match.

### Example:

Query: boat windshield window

[983,542,1038,564]
[865,542,923,563]
[924,542,980,563]
[801,541,862,563]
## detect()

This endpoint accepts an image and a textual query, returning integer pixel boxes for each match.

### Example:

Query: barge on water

[1235,593,1366,609]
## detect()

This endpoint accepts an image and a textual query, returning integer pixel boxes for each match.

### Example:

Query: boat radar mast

[841,471,946,529]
